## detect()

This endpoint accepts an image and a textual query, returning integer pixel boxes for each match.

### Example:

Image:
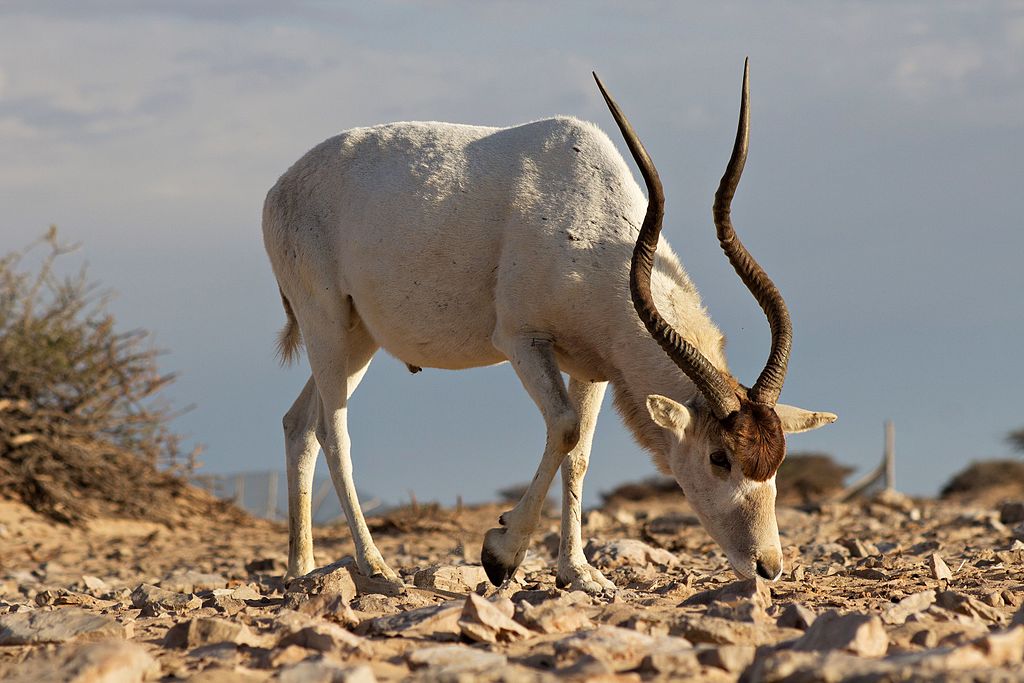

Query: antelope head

[596,61,836,580]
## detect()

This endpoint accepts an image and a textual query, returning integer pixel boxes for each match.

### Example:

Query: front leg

[556,378,615,593]
[482,335,580,586]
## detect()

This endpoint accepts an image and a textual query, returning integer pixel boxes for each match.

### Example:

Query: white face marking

[665,418,783,580]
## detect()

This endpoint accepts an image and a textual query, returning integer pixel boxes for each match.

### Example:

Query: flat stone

[358,600,462,640]
[290,593,359,627]
[459,593,533,643]
[160,570,229,593]
[278,621,365,653]
[682,578,772,610]
[585,539,678,569]
[285,560,359,604]
[554,625,658,672]
[968,625,1024,666]
[515,592,594,634]
[0,608,129,644]
[792,610,888,657]
[641,637,700,675]
[777,603,816,630]
[130,583,202,616]
[413,565,489,593]
[745,650,888,683]
[705,599,767,623]
[80,575,109,593]
[673,615,776,645]
[163,617,262,649]
[408,644,507,673]
[286,558,401,603]
[697,644,757,673]
[278,659,377,683]
[3,640,158,683]
[936,590,1007,623]
[882,590,936,625]
[839,538,878,558]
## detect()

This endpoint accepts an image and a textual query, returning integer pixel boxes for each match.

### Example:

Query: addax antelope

[262,61,836,592]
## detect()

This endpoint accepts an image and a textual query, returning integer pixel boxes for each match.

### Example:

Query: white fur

[263,115,833,587]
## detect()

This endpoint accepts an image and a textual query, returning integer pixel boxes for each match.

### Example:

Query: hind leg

[283,375,319,579]
[299,295,400,584]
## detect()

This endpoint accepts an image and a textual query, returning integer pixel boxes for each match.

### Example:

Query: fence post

[234,473,246,507]
[883,420,895,491]
[265,471,279,519]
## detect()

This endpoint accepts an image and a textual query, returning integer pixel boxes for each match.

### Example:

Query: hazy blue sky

[2,2,1022,507]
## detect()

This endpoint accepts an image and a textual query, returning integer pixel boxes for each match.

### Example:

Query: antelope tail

[276,288,303,365]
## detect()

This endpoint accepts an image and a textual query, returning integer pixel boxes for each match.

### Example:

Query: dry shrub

[0,229,235,525]
[941,460,1024,500]
[776,452,853,504]
[601,476,679,505]
[368,501,465,535]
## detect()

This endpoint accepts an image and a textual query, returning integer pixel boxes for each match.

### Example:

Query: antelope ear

[646,395,693,435]
[775,403,837,434]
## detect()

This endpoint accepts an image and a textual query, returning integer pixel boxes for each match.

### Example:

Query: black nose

[755,560,773,580]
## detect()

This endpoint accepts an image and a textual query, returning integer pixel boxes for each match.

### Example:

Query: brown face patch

[720,401,786,481]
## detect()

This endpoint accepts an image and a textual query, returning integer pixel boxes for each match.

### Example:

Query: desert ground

[1,475,1023,682]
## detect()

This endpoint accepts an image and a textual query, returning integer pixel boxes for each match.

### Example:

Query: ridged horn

[713,58,792,406]
[594,72,741,420]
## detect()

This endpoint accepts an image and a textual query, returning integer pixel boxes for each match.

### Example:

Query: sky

[2,1,1022,509]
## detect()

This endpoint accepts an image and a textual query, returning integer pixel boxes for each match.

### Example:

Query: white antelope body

[263,63,835,591]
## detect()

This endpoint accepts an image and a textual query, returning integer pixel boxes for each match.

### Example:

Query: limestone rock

[80,575,110,594]
[160,570,229,593]
[290,593,359,628]
[641,637,700,675]
[130,583,202,616]
[585,539,678,570]
[163,616,262,649]
[407,644,507,674]
[928,553,953,581]
[278,621,365,654]
[278,659,377,683]
[776,603,816,630]
[682,578,772,611]
[459,593,533,643]
[882,589,936,625]
[515,592,594,634]
[698,644,756,673]
[554,625,659,672]
[967,625,1024,667]
[792,610,889,657]
[285,560,359,604]
[413,565,489,593]
[705,599,768,623]
[359,600,462,640]
[936,590,1007,623]
[287,558,405,610]
[0,608,129,644]
[4,640,158,683]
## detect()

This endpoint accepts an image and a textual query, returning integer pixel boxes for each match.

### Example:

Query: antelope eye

[709,450,731,471]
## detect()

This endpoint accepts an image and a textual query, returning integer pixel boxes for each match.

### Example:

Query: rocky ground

[1,487,1023,682]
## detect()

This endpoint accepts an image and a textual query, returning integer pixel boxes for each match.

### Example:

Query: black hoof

[481,544,517,586]
[555,575,569,590]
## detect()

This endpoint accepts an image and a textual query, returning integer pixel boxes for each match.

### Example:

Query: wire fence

[190,471,382,525]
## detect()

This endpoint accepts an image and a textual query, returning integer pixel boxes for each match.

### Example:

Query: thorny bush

[0,228,204,523]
